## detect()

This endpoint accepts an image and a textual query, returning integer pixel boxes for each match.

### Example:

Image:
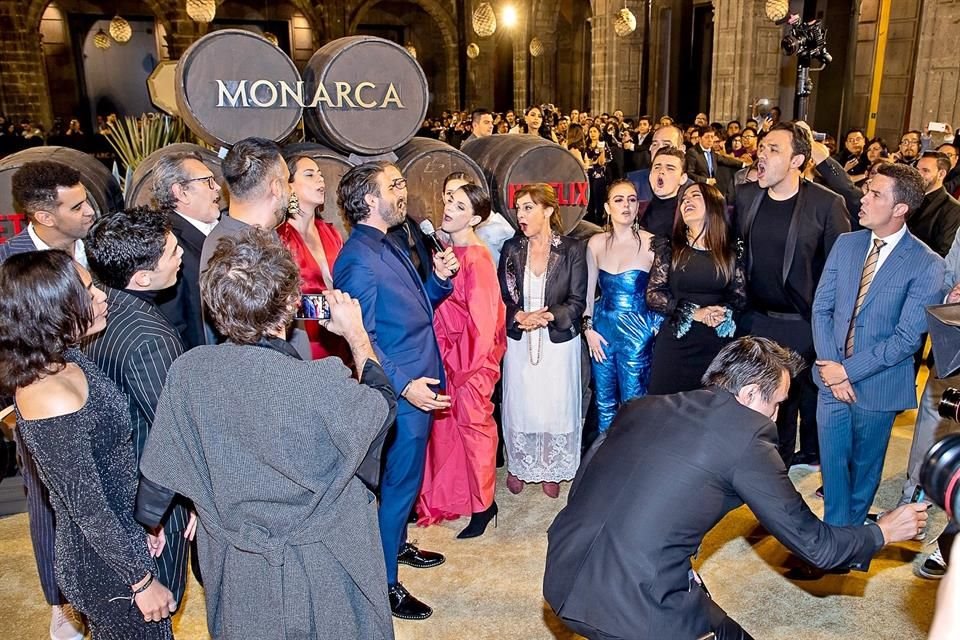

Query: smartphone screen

[296,294,330,320]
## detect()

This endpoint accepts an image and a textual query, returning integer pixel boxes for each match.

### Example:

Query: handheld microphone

[419,219,459,275]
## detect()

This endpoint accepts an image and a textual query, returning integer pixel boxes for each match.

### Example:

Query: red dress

[277,218,348,361]
[417,245,507,525]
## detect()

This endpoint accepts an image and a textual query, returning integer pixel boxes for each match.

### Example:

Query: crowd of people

[0,102,959,640]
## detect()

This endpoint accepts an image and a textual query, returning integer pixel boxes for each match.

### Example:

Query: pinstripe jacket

[82,286,189,532]
[0,228,39,262]
[812,228,945,411]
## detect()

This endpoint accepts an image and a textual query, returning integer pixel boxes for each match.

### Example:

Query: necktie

[845,238,886,357]
[705,150,713,177]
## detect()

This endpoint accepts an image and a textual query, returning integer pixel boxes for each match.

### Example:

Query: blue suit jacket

[333,224,452,400]
[812,228,945,411]
[0,229,40,263]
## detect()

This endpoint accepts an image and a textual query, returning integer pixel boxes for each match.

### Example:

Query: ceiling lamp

[404,44,417,59]
[263,32,279,46]
[94,28,111,50]
[472,3,496,37]
[466,43,480,59]
[109,15,132,43]
[186,0,216,23]
[529,37,544,57]
[765,0,789,23]
[614,7,637,37]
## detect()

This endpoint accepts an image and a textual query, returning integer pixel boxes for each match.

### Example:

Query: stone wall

[910,0,960,134]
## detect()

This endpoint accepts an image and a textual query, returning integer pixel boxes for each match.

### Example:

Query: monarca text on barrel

[215,80,406,109]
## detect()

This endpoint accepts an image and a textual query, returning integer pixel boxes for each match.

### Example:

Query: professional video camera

[922,398,960,525]
[780,18,832,68]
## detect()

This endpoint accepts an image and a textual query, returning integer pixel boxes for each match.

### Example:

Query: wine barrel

[393,138,487,227]
[125,143,226,209]
[302,36,429,156]
[461,134,588,234]
[175,29,303,149]
[0,146,123,241]
[282,142,355,238]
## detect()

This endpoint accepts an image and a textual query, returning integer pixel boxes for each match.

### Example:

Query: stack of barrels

[1,29,589,241]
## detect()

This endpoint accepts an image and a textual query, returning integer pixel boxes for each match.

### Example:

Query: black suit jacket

[685,146,741,184]
[498,234,587,344]
[544,389,884,640]
[907,187,960,258]
[157,212,207,350]
[815,156,863,230]
[624,132,653,173]
[734,179,850,319]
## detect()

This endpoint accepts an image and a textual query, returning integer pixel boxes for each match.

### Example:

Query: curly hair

[200,227,300,344]
[85,206,172,290]
[337,161,392,226]
[0,250,94,395]
[11,161,83,219]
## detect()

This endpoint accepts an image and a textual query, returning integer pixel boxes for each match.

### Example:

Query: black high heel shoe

[456,501,498,539]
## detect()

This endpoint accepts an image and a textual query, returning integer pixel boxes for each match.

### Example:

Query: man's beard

[383,201,406,227]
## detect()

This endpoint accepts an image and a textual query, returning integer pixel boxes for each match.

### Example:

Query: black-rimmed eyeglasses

[180,176,217,190]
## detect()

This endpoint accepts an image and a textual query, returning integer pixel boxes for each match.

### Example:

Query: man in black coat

[544,337,928,640]
[735,123,850,469]
[910,151,960,258]
[82,206,193,606]
[151,151,223,350]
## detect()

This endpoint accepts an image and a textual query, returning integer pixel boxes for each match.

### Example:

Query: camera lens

[921,434,960,522]
[938,387,960,422]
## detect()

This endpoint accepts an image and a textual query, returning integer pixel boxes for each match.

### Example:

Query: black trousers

[738,310,819,467]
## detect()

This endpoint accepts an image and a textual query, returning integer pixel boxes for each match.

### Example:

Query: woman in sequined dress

[0,251,175,639]
[498,184,586,498]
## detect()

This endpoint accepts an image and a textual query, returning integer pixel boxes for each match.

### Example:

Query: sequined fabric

[16,349,171,639]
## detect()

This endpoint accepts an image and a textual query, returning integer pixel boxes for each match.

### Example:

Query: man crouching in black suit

[544,336,928,640]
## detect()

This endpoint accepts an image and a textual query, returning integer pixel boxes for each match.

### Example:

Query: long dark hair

[0,250,94,395]
[670,183,734,283]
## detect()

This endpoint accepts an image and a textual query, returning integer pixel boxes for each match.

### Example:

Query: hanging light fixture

[472,2,496,37]
[186,0,216,23]
[263,32,279,46]
[764,0,789,23]
[614,7,637,37]
[529,37,544,57]
[404,44,417,59]
[466,43,480,59]
[109,15,132,43]
[94,28,111,49]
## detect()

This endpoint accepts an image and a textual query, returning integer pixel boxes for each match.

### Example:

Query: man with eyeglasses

[151,151,222,350]
[334,161,458,620]
[895,130,923,167]
[937,142,960,198]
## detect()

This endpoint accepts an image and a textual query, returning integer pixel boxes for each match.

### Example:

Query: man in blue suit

[812,163,945,530]
[333,161,458,621]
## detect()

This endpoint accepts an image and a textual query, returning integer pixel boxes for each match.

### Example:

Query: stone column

[465,0,495,109]
[0,6,52,127]
[590,0,645,117]
[910,0,960,132]
[710,0,782,123]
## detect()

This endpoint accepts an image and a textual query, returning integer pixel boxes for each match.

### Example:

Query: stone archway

[348,0,459,110]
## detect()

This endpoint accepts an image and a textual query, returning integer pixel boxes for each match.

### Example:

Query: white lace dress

[502,267,582,483]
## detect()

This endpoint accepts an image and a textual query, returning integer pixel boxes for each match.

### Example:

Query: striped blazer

[812,228,945,412]
[0,228,39,262]
[82,286,189,532]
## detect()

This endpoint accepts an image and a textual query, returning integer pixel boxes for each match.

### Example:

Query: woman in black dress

[646,183,746,394]
[0,251,176,639]
[585,125,608,224]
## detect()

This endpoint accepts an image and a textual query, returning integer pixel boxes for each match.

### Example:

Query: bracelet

[132,573,154,597]
[825,378,848,388]
[582,316,593,331]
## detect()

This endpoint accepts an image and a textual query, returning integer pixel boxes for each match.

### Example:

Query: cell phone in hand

[911,486,926,503]
[295,294,330,320]
[928,121,948,133]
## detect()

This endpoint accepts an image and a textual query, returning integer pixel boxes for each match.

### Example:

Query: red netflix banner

[0,213,27,243]
[507,182,588,208]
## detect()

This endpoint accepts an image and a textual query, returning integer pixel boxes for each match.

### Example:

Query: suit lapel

[781,184,805,285]
[860,232,912,312]
[171,214,206,255]
[381,236,432,315]
[743,189,766,273]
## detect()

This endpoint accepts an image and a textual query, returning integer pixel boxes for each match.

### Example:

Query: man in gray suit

[812,163,945,529]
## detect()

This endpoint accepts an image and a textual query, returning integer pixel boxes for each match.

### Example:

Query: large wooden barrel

[0,146,123,241]
[461,134,588,234]
[125,143,226,209]
[175,29,303,149]
[282,142,355,238]
[393,138,487,227]
[302,37,429,156]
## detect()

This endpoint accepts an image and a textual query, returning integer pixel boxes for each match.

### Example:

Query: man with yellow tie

[811,163,944,530]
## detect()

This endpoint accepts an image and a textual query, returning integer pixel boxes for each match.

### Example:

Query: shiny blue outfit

[592,269,663,432]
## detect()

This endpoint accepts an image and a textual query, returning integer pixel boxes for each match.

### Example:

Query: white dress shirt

[867,223,908,273]
[28,222,88,268]
[175,211,219,236]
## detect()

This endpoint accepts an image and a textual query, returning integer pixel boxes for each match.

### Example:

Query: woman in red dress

[277,153,348,360]
[417,183,506,538]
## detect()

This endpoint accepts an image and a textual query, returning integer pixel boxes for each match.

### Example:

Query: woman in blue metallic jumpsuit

[583,180,663,433]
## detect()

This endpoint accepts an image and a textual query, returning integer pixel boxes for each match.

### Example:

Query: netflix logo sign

[508,182,589,208]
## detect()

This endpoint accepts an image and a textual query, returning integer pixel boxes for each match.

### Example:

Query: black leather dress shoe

[388,583,433,620]
[397,542,445,569]
[785,564,851,581]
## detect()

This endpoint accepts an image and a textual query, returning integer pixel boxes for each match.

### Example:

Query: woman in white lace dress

[497,184,587,497]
